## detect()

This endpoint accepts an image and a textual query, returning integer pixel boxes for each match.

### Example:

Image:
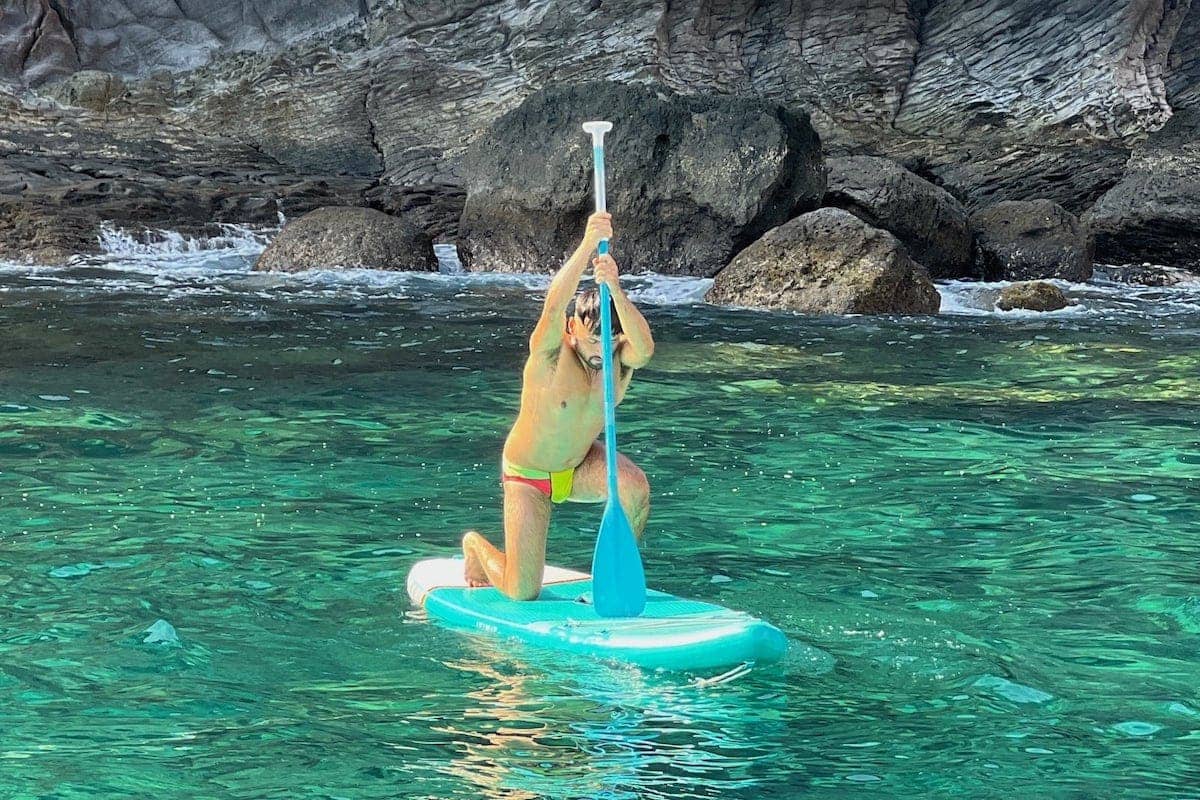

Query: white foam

[4,225,1197,317]
[97,222,272,260]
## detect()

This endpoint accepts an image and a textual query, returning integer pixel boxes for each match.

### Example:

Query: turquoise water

[1,257,1199,798]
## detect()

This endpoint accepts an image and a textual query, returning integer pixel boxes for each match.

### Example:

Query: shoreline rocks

[458,82,824,277]
[254,206,436,273]
[823,156,973,279]
[1,1,1198,286]
[971,200,1094,281]
[996,281,1070,312]
[706,208,941,315]
[1085,108,1200,267]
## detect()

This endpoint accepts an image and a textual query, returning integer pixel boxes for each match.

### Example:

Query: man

[463,211,655,600]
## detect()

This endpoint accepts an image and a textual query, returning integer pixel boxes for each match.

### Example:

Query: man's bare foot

[462,532,491,587]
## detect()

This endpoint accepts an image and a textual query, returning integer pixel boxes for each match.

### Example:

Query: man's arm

[593,254,654,369]
[529,212,612,355]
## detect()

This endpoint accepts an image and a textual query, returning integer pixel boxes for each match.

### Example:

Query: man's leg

[461,480,550,600]
[566,442,650,539]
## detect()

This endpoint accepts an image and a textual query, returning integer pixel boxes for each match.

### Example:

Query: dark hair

[566,288,622,334]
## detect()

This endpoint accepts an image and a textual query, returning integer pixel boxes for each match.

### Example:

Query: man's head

[566,288,622,370]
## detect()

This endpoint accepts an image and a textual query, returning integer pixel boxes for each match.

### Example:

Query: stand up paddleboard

[406,558,788,672]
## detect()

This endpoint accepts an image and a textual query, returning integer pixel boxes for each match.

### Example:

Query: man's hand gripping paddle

[583,121,646,618]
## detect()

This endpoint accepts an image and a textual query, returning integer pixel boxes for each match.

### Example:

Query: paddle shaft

[588,138,620,500]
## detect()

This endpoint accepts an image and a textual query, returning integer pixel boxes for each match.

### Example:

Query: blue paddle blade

[592,496,646,618]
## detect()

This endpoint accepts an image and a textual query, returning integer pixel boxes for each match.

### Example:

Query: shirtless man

[462,211,655,600]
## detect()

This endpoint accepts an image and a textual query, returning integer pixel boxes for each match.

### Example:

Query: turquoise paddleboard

[406,558,788,672]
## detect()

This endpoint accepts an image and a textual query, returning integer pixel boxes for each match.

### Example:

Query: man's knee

[501,577,541,602]
[620,461,650,501]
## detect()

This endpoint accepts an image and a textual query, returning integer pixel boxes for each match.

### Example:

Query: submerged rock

[996,281,1069,312]
[823,156,973,279]
[254,206,436,273]
[459,82,824,277]
[143,619,181,647]
[706,208,940,315]
[1085,108,1200,270]
[971,199,1094,281]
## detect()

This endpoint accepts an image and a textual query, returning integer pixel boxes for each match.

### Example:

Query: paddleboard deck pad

[407,558,787,672]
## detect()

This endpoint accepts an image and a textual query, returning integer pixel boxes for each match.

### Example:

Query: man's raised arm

[529,212,612,354]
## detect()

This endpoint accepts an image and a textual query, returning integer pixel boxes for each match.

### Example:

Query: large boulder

[996,281,1070,312]
[1084,109,1200,269]
[706,208,941,315]
[823,156,972,279]
[254,206,436,273]
[458,82,824,277]
[970,199,1094,281]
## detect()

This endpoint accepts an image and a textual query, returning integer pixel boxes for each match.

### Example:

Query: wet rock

[0,202,99,264]
[254,206,436,273]
[823,156,973,279]
[996,281,1069,312]
[143,619,181,647]
[706,208,940,315]
[1084,109,1200,269]
[364,182,466,244]
[970,200,1093,281]
[459,82,824,277]
[1100,264,1197,286]
[0,101,371,263]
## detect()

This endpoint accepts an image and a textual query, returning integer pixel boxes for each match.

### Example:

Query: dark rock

[458,82,824,277]
[706,208,941,315]
[1167,2,1200,111]
[0,101,371,263]
[970,200,1093,281]
[1084,108,1200,269]
[996,281,1069,312]
[254,206,436,273]
[364,182,466,243]
[891,139,1132,215]
[0,202,98,264]
[823,156,972,279]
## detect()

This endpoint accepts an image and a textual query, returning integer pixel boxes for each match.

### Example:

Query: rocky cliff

[2,0,1198,271]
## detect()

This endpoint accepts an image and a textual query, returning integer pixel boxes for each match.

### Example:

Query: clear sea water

[1,230,1198,799]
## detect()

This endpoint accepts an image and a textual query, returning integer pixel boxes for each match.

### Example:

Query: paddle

[582,120,647,618]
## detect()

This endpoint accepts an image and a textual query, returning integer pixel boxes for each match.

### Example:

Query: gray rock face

[458,82,824,277]
[824,156,973,279]
[254,206,437,273]
[971,200,1094,281]
[0,0,78,86]
[895,0,1189,138]
[1167,3,1200,111]
[707,208,941,315]
[997,281,1070,312]
[61,1,367,78]
[1085,108,1200,267]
